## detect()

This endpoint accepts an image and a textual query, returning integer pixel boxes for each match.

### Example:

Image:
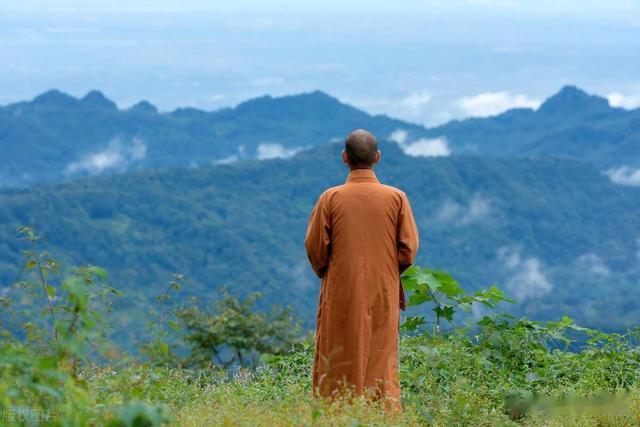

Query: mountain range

[1,85,639,338]
[420,86,640,168]
[1,86,639,187]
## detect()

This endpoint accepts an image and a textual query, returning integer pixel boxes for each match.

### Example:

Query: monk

[304,129,420,409]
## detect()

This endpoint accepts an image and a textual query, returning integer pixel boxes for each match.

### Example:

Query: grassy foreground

[4,329,640,426]
[3,233,640,425]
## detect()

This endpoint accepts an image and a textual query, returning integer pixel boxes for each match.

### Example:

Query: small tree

[15,226,121,376]
[176,289,301,368]
[139,273,185,367]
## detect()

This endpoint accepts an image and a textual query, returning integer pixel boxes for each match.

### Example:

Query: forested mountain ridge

[0,89,419,186]
[1,85,638,187]
[416,86,640,167]
[1,142,639,333]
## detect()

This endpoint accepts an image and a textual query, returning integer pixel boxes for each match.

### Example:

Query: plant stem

[426,285,442,337]
[33,242,58,341]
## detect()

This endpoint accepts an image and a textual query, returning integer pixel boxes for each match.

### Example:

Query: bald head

[344,129,379,168]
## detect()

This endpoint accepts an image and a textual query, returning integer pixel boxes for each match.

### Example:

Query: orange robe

[304,168,419,406]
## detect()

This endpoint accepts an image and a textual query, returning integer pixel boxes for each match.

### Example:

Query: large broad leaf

[401,276,421,292]
[422,272,443,294]
[408,290,432,307]
[433,271,463,297]
[401,265,429,292]
[401,264,421,278]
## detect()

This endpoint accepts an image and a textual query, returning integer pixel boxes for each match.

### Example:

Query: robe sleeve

[305,191,331,278]
[397,191,419,273]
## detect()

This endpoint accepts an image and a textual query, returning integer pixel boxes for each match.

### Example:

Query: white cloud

[436,200,461,223]
[203,93,226,103]
[214,155,239,165]
[70,149,122,174]
[607,92,640,109]
[605,166,640,186]
[389,128,450,157]
[466,195,492,223]
[389,129,408,144]
[402,137,450,157]
[66,136,146,175]
[576,253,610,276]
[497,247,553,300]
[129,137,147,160]
[214,145,249,165]
[398,90,432,112]
[436,193,492,225]
[256,143,299,160]
[457,91,541,118]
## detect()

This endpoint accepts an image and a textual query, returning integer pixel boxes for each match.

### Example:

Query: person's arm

[397,192,419,273]
[304,191,331,278]
[397,192,419,310]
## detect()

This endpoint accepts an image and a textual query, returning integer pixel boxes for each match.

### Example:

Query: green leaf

[37,355,60,370]
[476,315,496,327]
[484,285,516,304]
[45,284,55,299]
[62,277,89,311]
[167,320,180,331]
[422,272,442,294]
[401,276,421,292]
[401,264,421,278]
[87,265,109,281]
[160,342,169,355]
[33,383,64,401]
[435,305,456,321]
[408,290,432,307]
[433,271,463,297]
[458,302,472,312]
[401,315,426,332]
[109,287,123,296]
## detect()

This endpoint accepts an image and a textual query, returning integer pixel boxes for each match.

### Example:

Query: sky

[1,0,640,126]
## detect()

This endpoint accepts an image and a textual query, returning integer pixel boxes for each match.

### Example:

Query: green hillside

[0,89,419,186]
[1,142,639,333]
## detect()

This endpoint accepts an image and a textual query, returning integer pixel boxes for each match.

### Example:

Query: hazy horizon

[2,0,640,126]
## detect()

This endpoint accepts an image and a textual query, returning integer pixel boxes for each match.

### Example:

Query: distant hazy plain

[2,0,640,125]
